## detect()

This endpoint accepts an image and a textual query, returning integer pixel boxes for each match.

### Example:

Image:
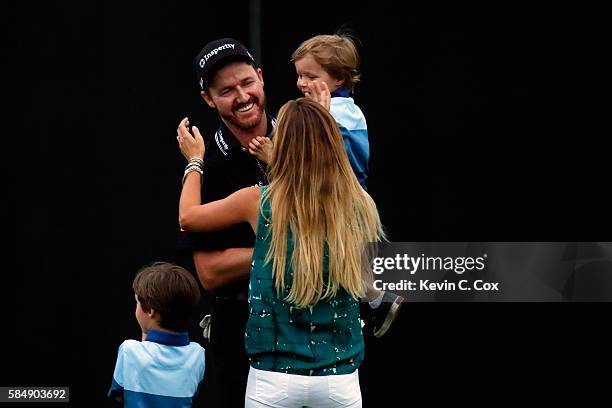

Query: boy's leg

[365,286,383,305]
[362,287,404,338]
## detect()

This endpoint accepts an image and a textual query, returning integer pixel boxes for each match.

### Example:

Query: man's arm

[194,247,254,290]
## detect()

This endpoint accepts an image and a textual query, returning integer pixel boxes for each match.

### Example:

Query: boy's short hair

[291,34,361,93]
[132,262,200,332]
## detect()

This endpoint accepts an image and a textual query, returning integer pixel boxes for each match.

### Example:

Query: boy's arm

[108,343,125,403]
[330,98,370,189]
[192,349,206,403]
[338,124,369,188]
[193,247,254,290]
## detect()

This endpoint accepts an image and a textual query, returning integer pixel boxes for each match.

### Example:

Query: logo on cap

[199,43,236,69]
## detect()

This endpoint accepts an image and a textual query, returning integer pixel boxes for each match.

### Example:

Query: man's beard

[221,97,266,131]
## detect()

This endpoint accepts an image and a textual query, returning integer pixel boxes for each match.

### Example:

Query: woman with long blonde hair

[177,97,384,407]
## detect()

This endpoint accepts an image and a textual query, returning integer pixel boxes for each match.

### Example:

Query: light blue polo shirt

[108,330,205,407]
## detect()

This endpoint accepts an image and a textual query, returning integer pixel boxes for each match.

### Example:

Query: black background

[5,1,612,406]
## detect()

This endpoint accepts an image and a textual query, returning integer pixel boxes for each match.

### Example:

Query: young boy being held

[293,33,370,189]
[108,262,205,407]
[249,33,404,338]
[251,34,369,189]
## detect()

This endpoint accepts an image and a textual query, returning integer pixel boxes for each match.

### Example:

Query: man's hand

[177,117,205,161]
[305,80,331,111]
[248,136,273,164]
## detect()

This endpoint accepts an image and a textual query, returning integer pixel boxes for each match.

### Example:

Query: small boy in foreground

[108,262,205,407]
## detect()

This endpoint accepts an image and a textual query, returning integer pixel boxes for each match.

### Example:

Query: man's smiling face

[203,61,266,131]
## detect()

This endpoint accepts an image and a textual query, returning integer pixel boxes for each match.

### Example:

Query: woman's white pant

[245,366,362,408]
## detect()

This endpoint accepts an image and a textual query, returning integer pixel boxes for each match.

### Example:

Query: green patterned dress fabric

[245,186,364,376]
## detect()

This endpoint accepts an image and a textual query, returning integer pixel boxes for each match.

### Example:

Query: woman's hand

[177,117,205,161]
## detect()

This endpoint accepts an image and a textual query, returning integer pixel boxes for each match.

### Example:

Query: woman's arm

[179,185,259,232]
[176,117,259,233]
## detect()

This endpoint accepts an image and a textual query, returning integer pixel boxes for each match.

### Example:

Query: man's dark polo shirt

[177,114,275,298]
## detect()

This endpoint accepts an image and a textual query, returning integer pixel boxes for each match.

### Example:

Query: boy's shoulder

[116,339,204,384]
[120,339,140,348]
[116,339,139,355]
[117,339,205,362]
[118,338,145,352]
[330,97,367,130]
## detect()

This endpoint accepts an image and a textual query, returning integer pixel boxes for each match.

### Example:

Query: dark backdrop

[5,1,612,406]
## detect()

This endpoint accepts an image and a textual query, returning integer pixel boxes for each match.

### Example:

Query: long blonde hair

[262,98,384,307]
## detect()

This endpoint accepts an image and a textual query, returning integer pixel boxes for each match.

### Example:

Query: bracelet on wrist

[188,157,204,166]
[182,165,203,185]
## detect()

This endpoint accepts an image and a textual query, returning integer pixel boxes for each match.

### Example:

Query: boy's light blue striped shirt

[109,330,205,407]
